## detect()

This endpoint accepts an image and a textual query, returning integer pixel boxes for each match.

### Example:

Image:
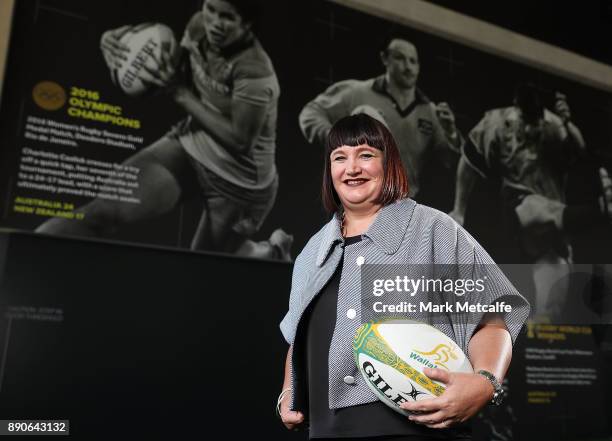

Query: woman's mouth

[208,29,225,43]
[344,179,368,186]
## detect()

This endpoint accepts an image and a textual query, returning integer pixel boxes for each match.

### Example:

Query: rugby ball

[351,105,390,128]
[111,23,177,97]
[353,321,473,415]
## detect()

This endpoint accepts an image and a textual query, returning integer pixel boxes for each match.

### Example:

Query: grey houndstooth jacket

[280,198,530,410]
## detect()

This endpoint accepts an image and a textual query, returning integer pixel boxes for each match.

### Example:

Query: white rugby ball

[353,321,473,415]
[111,23,177,97]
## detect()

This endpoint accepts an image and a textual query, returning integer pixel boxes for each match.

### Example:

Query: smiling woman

[278,114,530,440]
[323,114,409,236]
[330,142,385,231]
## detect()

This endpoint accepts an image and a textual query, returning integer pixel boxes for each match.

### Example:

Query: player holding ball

[37,0,292,260]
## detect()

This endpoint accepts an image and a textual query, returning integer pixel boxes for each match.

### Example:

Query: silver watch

[477,370,505,406]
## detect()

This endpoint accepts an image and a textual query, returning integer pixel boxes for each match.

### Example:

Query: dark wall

[426,0,612,67]
[0,231,305,439]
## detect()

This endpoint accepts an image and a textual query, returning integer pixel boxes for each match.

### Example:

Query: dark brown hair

[322,113,409,214]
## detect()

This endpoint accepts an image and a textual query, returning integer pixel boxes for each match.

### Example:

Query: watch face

[492,390,505,405]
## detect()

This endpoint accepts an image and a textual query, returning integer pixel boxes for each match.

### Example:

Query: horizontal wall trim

[331,0,612,93]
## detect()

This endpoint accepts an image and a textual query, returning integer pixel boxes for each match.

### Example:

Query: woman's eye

[361,153,374,159]
[332,156,345,161]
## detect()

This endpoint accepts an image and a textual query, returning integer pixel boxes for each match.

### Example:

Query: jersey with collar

[280,198,530,410]
[465,106,575,202]
[177,12,280,190]
[299,76,458,196]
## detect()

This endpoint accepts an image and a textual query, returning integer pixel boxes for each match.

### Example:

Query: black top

[297,235,471,439]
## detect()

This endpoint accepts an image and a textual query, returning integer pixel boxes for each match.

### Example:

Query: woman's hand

[400,368,493,429]
[278,390,305,430]
[172,85,201,106]
[100,25,132,69]
[140,50,179,91]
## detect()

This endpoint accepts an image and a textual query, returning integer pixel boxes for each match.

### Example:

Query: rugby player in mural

[299,37,463,201]
[515,167,612,231]
[37,0,293,261]
[449,83,587,319]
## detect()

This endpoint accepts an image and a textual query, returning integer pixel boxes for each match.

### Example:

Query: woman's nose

[346,158,361,175]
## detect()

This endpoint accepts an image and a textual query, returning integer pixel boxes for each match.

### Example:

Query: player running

[450,83,586,318]
[37,0,292,260]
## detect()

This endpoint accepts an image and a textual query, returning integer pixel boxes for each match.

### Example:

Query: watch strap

[477,370,504,405]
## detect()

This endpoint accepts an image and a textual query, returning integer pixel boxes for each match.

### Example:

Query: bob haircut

[322,113,409,214]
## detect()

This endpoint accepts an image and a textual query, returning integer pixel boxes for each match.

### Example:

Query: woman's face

[330,144,384,210]
[202,0,250,49]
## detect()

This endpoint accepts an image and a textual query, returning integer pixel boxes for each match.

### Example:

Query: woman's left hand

[400,368,493,429]
[140,50,178,90]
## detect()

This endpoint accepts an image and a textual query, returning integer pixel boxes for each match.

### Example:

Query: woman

[278,114,530,439]
[37,0,292,260]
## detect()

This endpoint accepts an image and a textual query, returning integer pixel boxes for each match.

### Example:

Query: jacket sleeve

[279,251,307,345]
[449,223,531,353]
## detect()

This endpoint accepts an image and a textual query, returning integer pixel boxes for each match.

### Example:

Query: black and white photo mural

[1,0,611,264]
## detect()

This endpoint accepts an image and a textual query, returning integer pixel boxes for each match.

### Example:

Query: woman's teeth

[346,179,366,186]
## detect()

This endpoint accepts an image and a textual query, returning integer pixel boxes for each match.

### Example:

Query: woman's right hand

[100,25,132,69]
[279,391,305,430]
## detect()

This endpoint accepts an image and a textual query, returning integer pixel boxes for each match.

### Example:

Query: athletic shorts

[187,154,278,236]
[157,131,277,237]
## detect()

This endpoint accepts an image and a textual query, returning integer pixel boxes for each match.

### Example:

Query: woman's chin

[341,196,379,209]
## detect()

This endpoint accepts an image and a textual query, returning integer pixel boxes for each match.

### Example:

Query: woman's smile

[344,178,369,186]
[331,144,384,207]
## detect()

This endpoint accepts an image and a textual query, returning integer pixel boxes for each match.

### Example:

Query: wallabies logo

[414,344,458,370]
